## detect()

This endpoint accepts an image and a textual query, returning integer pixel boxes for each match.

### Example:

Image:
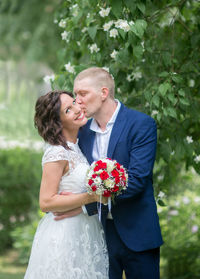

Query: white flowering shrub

[52,0,200,195]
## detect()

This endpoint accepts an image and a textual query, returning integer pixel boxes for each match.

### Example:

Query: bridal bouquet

[86,158,128,202]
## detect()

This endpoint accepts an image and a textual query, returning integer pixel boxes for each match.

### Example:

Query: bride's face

[59,94,87,131]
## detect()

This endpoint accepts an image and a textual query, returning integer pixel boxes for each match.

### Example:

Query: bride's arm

[39,160,97,213]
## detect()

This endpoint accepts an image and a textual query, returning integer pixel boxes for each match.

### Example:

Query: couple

[24,67,163,279]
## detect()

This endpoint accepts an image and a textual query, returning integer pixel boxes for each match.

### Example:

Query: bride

[24,90,108,279]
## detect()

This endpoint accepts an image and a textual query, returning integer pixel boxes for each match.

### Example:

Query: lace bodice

[42,141,89,194]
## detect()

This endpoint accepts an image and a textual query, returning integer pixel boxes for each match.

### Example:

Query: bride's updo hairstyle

[34,90,73,149]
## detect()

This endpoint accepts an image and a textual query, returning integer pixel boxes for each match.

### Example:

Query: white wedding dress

[24,142,109,279]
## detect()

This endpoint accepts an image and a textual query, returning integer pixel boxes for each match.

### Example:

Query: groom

[57,67,163,278]
[74,67,163,279]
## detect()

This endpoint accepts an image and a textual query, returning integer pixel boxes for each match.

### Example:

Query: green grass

[0,250,26,279]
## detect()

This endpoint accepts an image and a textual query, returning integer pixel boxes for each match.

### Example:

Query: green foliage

[0,148,42,253]
[159,170,200,278]
[0,0,62,68]
[11,210,44,264]
[52,0,200,194]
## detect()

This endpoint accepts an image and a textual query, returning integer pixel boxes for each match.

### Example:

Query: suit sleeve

[116,117,157,203]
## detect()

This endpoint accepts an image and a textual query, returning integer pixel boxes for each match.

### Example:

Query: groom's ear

[101,87,109,101]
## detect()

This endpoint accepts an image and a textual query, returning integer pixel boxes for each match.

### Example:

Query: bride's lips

[75,112,85,121]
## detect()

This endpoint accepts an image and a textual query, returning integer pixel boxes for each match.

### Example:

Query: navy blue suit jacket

[78,103,163,252]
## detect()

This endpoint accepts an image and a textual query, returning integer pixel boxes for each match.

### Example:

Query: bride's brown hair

[34,90,73,149]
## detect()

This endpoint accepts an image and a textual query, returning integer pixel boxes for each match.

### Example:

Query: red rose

[94,165,100,172]
[103,190,111,197]
[92,174,97,178]
[91,185,97,191]
[97,160,107,169]
[100,171,109,180]
[88,179,94,186]
[100,162,107,169]
[112,185,119,192]
[116,162,121,170]
[122,175,126,181]
[111,169,119,177]
[115,176,120,184]
[120,168,125,173]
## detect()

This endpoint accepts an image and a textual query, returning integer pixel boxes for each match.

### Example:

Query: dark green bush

[0,147,42,253]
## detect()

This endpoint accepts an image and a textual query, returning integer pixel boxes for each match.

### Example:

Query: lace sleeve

[42,144,69,166]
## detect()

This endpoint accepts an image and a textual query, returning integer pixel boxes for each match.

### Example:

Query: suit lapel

[84,129,96,164]
[107,103,127,158]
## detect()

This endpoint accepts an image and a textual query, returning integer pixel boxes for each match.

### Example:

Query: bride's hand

[91,193,108,205]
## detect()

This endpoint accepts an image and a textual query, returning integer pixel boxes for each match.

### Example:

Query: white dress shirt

[82,100,121,218]
[90,100,121,161]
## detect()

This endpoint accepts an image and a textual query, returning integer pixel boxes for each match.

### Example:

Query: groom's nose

[75,95,82,104]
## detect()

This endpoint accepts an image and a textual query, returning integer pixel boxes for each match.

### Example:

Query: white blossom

[174,201,180,208]
[133,71,142,81]
[69,4,78,9]
[43,74,55,84]
[117,88,121,93]
[157,207,163,213]
[194,196,200,203]
[109,28,118,38]
[191,225,198,233]
[115,19,130,32]
[110,50,118,59]
[127,74,133,82]
[158,175,164,181]
[54,19,58,24]
[81,27,88,33]
[61,31,69,42]
[145,102,150,107]
[0,103,6,110]
[103,21,114,31]
[189,79,195,87]
[99,7,111,17]
[64,62,76,74]
[0,224,4,231]
[102,67,110,73]
[0,136,44,150]
[89,43,100,53]
[87,13,90,18]
[129,20,135,26]
[9,216,16,223]
[151,110,158,116]
[171,150,175,156]
[194,155,200,163]
[182,196,190,204]
[141,41,145,49]
[186,136,193,144]
[19,215,25,222]
[72,9,78,17]
[58,19,67,28]
[77,41,80,46]
[169,209,179,216]
[158,191,165,198]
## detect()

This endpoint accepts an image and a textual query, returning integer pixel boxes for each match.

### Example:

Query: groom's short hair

[74,67,115,98]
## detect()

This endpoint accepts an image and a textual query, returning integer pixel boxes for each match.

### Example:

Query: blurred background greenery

[0,0,200,278]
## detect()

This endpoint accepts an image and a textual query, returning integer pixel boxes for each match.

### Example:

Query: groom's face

[74,78,103,118]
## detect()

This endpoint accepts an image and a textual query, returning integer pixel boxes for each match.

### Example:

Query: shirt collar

[90,100,121,133]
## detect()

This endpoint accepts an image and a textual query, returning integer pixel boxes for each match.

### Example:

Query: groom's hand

[53,191,82,220]
[54,207,82,220]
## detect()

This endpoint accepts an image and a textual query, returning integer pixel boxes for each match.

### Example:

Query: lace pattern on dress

[42,143,88,176]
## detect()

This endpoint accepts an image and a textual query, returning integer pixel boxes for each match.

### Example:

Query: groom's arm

[116,116,157,202]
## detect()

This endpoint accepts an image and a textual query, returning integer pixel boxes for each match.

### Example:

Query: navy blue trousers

[105,220,160,279]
